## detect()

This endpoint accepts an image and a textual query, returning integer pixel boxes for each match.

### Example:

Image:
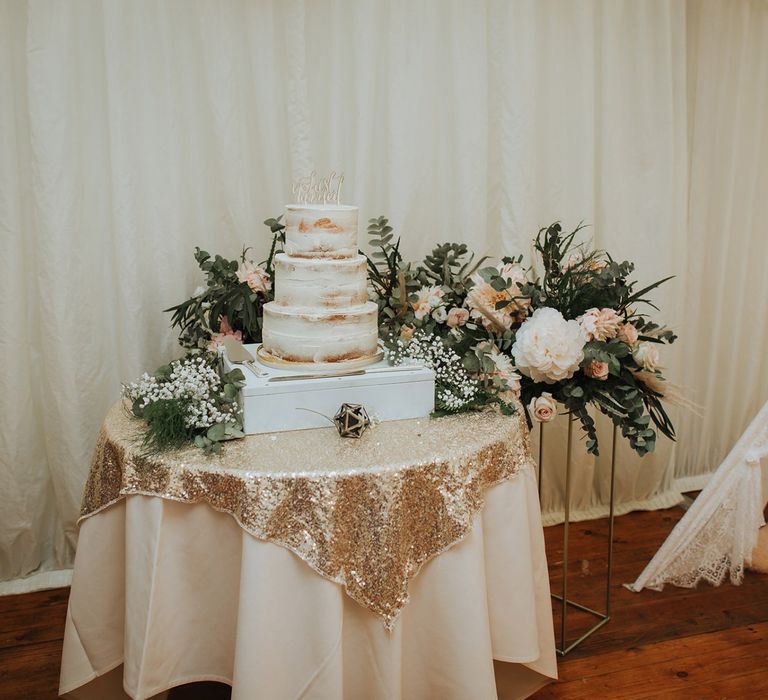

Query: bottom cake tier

[261,301,380,363]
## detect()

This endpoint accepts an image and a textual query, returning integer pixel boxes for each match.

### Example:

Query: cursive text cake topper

[292,170,344,205]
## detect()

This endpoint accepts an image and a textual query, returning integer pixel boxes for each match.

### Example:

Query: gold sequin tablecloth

[81,401,535,627]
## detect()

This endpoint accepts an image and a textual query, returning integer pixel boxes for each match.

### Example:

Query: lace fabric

[629,401,768,592]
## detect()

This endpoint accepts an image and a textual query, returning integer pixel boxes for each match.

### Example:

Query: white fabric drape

[674,0,768,490]
[629,400,768,592]
[1,0,767,590]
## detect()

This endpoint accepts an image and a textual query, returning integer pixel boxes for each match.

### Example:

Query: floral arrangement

[122,355,245,453]
[166,218,286,350]
[162,215,677,457]
[365,219,676,456]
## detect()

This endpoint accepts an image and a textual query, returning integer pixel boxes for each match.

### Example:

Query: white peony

[511,307,587,384]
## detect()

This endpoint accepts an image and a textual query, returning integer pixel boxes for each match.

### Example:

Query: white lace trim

[641,472,761,590]
[629,400,768,593]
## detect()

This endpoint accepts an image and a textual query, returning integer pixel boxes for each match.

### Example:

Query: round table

[59,402,557,699]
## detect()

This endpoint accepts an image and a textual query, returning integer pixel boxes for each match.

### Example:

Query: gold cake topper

[292,170,344,205]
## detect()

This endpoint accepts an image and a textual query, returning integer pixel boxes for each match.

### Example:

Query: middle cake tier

[272,253,369,309]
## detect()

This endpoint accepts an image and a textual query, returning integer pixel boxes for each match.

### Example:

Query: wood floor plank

[0,588,69,651]
[0,638,63,700]
[534,624,768,699]
[551,580,768,656]
[543,505,768,660]
[634,667,768,700]
[544,623,767,681]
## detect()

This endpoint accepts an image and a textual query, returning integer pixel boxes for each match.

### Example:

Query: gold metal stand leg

[560,416,573,652]
[551,421,618,656]
[607,424,617,616]
[537,422,544,502]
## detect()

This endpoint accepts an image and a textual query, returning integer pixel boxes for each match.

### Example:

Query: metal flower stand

[537,416,617,656]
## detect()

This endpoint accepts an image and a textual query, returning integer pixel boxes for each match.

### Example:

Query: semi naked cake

[261,204,380,364]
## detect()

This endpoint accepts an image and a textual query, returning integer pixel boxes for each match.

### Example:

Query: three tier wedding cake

[261,203,380,364]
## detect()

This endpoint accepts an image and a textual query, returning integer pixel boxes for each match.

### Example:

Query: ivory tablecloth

[59,407,557,699]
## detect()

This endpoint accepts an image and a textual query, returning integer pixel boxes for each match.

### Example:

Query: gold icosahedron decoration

[333,403,371,438]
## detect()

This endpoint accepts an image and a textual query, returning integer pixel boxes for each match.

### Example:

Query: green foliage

[521,367,668,457]
[141,399,193,452]
[194,421,246,455]
[165,218,285,350]
[418,242,487,292]
[530,222,674,319]
[263,216,287,276]
[364,216,410,335]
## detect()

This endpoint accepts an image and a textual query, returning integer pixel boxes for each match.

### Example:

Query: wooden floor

[534,505,768,699]
[1,505,767,699]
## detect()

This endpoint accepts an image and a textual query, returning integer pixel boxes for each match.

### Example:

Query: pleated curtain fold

[1,0,767,590]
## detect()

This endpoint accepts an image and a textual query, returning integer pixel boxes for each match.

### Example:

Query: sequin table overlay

[81,401,535,628]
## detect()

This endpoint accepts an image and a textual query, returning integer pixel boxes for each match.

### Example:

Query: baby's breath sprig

[390,332,480,414]
[122,355,245,453]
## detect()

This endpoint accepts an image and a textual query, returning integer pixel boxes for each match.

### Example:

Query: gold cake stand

[255,344,384,373]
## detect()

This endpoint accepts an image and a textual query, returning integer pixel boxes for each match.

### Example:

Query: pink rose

[584,360,609,381]
[446,307,470,327]
[400,324,416,341]
[528,393,557,423]
[237,261,272,294]
[617,322,639,345]
[207,316,243,351]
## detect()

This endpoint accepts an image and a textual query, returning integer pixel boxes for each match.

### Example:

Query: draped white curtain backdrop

[1,0,767,590]
[675,0,768,490]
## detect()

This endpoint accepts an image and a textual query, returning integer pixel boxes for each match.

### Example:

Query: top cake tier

[284,204,358,259]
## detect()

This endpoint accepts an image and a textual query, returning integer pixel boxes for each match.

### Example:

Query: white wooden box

[222,344,435,435]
